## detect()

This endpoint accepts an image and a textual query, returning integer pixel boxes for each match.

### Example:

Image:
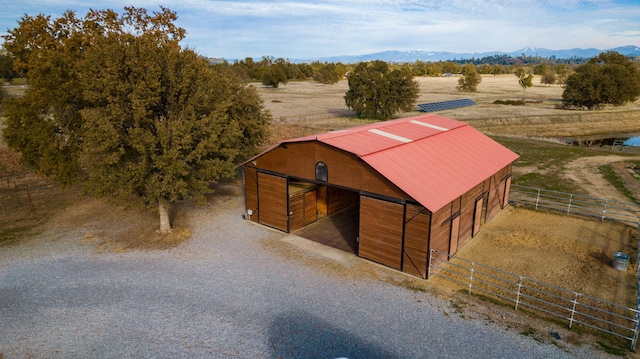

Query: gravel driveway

[0,186,611,358]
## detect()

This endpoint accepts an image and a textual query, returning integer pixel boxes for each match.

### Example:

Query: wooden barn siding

[253,142,410,200]
[257,172,289,232]
[304,190,317,225]
[486,164,512,221]
[289,185,318,232]
[359,196,404,270]
[428,204,453,269]
[244,166,259,222]
[427,164,515,276]
[328,186,358,215]
[402,204,430,278]
[458,182,486,248]
[289,191,304,232]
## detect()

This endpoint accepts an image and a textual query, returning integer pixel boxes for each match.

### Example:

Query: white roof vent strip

[368,129,412,143]
[410,120,449,131]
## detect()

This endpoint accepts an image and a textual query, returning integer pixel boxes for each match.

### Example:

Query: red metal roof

[284,114,519,212]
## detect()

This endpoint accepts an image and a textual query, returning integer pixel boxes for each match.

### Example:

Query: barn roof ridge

[356,122,468,158]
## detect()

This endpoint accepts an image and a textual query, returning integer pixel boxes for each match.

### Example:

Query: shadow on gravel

[268,310,404,359]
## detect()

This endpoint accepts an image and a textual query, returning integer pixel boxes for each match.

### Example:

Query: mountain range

[290,45,640,63]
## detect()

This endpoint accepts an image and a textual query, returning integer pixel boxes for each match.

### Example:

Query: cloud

[2,0,639,59]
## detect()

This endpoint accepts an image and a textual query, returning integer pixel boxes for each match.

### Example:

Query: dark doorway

[294,204,359,254]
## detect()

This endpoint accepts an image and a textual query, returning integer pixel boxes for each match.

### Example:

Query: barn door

[487,174,507,221]
[472,197,483,237]
[502,175,512,208]
[244,166,259,222]
[359,196,404,270]
[402,204,430,279]
[303,189,317,226]
[257,172,289,232]
[449,214,461,255]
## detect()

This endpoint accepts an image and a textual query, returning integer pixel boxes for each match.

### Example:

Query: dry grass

[256,74,640,145]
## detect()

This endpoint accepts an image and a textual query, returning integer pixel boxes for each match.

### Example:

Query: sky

[1,0,640,60]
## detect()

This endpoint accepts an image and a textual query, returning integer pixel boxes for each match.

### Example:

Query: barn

[242,114,519,278]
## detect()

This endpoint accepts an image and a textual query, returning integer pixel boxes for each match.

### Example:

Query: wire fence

[510,185,640,225]
[429,249,640,348]
[0,175,81,244]
[1,178,38,218]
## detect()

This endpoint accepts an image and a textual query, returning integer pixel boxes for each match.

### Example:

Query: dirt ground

[432,206,638,305]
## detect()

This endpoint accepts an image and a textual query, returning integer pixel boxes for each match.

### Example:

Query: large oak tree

[2,7,271,233]
[457,64,482,92]
[344,61,419,120]
[562,51,640,110]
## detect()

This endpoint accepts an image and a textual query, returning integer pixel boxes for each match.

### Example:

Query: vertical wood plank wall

[458,182,485,248]
[289,191,305,232]
[257,172,289,232]
[328,187,358,215]
[359,196,404,270]
[402,204,430,278]
[304,190,317,225]
[486,165,511,221]
[244,167,259,222]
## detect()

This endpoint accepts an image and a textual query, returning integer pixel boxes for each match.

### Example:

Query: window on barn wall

[315,162,328,182]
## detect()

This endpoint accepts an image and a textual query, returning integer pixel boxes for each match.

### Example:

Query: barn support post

[400,202,407,271]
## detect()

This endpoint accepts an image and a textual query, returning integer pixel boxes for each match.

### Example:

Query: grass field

[257,74,640,141]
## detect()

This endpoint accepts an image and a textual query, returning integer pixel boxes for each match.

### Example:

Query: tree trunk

[158,200,172,234]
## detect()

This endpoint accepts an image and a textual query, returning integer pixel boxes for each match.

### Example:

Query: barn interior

[288,180,359,254]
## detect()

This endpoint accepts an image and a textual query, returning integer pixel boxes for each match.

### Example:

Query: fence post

[633,222,640,349]
[567,194,573,215]
[468,262,475,295]
[515,276,524,310]
[535,188,541,210]
[569,292,579,329]
[601,200,608,222]
[26,182,37,219]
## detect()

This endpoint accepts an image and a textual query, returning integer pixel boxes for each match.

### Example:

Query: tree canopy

[2,7,271,233]
[514,68,534,92]
[344,61,419,120]
[0,54,19,83]
[313,62,342,84]
[457,64,482,92]
[562,51,640,110]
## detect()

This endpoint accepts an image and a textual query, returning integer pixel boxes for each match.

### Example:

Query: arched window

[315,162,328,182]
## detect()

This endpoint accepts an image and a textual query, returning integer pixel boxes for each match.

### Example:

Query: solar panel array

[417,98,477,113]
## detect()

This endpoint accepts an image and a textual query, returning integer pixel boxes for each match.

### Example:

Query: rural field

[2,74,640,355]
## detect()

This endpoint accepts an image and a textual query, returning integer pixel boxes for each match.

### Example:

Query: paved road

[0,193,607,358]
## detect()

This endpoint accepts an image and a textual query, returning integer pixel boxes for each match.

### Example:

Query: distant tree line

[4,49,634,88]
[450,53,595,66]
[3,44,639,114]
